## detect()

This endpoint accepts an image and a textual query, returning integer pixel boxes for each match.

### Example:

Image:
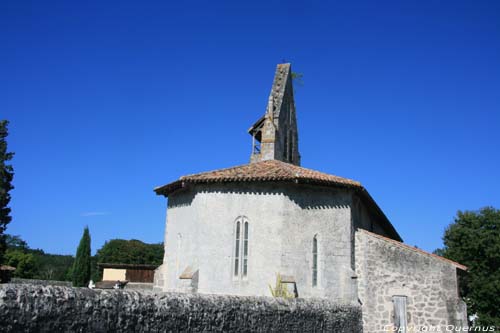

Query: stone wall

[158,183,289,296]
[281,184,356,301]
[351,195,393,239]
[9,278,72,287]
[156,182,357,301]
[355,229,468,332]
[0,284,362,332]
[124,282,153,291]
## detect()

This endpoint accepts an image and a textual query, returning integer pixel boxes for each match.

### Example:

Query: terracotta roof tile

[155,160,362,196]
[155,160,403,242]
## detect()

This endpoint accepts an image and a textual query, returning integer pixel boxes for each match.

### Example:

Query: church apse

[248,63,301,166]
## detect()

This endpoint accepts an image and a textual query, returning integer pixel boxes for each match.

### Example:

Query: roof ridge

[155,159,364,197]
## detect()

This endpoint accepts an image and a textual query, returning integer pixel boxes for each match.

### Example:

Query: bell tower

[248,63,301,166]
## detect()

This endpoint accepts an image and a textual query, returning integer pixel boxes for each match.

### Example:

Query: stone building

[153,63,468,331]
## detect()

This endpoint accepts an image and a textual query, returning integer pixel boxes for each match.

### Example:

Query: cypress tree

[0,120,14,264]
[72,226,91,287]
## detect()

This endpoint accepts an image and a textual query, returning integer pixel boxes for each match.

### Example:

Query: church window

[393,296,408,333]
[312,235,318,287]
[243,221,249,277]
[234,221,240,276]
[234,217,249,279]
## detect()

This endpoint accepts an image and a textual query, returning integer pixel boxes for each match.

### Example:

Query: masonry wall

[355,230,468,332]
[9,278,72,287]
[156,183,287,296]
[351,195,393,239]
[0,284,362,333]
[154,182,357,301]
[281,184,357,301]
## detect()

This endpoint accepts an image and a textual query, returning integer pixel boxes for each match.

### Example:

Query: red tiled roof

[154,159,403,242]
[359,229,467,271]
[154,159,362,196]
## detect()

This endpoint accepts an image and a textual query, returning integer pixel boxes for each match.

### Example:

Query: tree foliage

[33,252,74,281]
[4,234,74,281]
[4,249,36,278]
[3,233,162,283]
[72,227,91,287]
[0,120,14,264]
[94,239,163,280]
[95,239,163,265]
[436,207,500,327]
[5,234,29,251]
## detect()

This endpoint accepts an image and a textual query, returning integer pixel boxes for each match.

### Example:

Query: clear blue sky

[1,0,499,255]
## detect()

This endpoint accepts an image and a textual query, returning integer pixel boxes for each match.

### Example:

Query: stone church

[154,64,468,331]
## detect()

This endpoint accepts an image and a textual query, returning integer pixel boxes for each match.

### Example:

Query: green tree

[72,227,91,287]
[95,239,163,265]
[33,252,74,281]
[0,120,14,264]
[4,249,37,278]
[4,233,75,281]
[436,207,500,327]
[5,234,29,251]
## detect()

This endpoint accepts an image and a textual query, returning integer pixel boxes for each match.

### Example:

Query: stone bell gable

[248,63,300,166]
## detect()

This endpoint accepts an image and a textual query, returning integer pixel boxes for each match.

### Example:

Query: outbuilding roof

[98,263,159,270]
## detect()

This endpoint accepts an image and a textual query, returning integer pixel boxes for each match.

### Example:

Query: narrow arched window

[234,221,240,276]
[312,235,318,287]
[243,221,249,277]
[234,217,249,279]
